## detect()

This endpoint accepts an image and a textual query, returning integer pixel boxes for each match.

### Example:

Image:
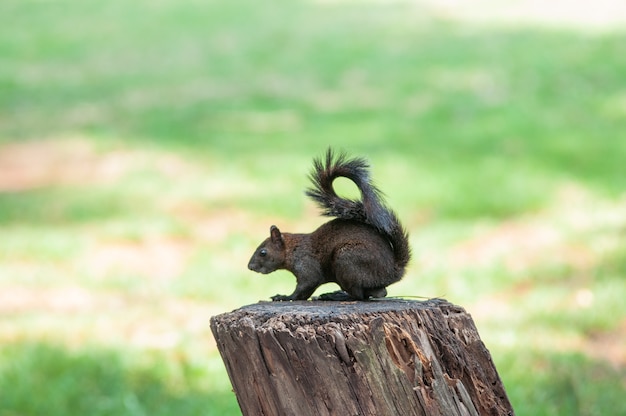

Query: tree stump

[210,298,514,416]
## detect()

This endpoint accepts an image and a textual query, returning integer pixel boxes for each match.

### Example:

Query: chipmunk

[248,149,411,301]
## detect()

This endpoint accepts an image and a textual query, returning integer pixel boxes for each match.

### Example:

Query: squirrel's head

[247,225,286,274]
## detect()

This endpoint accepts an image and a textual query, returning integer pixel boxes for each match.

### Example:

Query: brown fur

[247,149,411,301]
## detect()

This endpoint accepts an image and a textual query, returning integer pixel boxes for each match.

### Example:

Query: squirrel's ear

[270,225,283,244]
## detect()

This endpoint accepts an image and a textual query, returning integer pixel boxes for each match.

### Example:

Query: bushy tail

[306,149,411,277]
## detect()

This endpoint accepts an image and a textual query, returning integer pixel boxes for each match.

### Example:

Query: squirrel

[247,148,411,301]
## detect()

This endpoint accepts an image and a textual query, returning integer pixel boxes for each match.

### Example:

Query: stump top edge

[211,298,464,324]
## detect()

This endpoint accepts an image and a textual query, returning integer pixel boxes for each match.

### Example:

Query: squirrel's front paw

[271,294,291,301]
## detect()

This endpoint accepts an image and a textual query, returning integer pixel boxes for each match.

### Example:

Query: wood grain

[211,299,514,416]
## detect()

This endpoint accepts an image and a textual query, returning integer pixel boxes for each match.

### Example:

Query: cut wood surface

[210,298,514,416]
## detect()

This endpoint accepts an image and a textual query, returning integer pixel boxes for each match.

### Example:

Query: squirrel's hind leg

[315,287,386,301]
[364,287,387,299]
[315,290,353,301]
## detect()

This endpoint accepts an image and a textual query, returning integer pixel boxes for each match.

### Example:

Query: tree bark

[210,298,514,416]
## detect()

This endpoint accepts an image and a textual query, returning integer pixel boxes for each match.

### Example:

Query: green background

[1,0,625,414]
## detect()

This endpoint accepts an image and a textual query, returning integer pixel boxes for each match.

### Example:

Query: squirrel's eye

[259,249,267,257]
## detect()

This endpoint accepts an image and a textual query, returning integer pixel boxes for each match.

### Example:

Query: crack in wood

[211,299,514,416]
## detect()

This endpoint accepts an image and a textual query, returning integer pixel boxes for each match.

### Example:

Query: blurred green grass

[0,343,238,415]
[1,0,626,415]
